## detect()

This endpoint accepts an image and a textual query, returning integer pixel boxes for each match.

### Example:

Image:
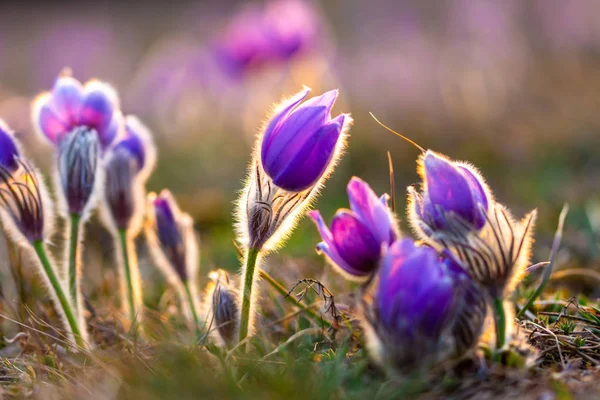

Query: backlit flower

[309,177,398,281]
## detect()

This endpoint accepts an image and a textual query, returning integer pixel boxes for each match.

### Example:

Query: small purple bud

[103,116,155,231]
[0,122,20,173]
[260,88,348,192]
[57,127,99,215]
[33,74,122,150]
[416,151,489,233]
[309,177,397,280]
[104,148,136,231]
[152,193,188,282]
[361,239,486,372]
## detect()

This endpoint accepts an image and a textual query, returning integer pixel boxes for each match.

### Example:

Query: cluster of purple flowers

[0,60,538,378]
[309,150,535,374]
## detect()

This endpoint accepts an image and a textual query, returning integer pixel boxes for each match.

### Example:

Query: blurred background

[1,0,599,293]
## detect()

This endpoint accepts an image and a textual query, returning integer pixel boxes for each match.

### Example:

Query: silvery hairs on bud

[56,127,102,219]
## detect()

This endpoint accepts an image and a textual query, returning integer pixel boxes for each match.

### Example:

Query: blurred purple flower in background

[409,151,490,236]
[309,177,397,280]
[261,88,348,192]
[212,0,321,78]
[361,239,485,373]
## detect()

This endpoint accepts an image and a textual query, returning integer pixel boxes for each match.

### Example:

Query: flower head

[237,87,350,251]
[0,121,52,244]
[261,88,348,192]
[360,239,486,374]
[145,190,199,286]
[32,73,123,150]
[213,0,320,77]
[103,116,156,233]
[309,177,398,280]
[408,150,490,238]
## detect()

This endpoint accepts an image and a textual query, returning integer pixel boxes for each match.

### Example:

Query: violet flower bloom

[103,116,156,233]
[261,88,347,192]
[32,73,123,216]
[213,0,320,77]
[360,239,486,374]
[0,123,20,173]
[309,177,398,281]
[408,150,490,238]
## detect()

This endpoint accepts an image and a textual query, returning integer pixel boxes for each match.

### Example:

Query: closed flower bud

[309,177,398,281]
[408,150,490,239]
[360,239,486,375]
[205,270,239,346]
[237,87,351,251]
[261,88,346,192]
[146,190,199,285]
[102,116,156,234]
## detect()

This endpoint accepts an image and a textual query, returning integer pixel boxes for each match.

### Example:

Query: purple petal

[423,152,476,228]
[114,125,145,169]
[292,89,337,116]
[330,210,381,275]
[261,87,311,160]
[262,104,329,179]
[50,77,83,127]
[347,176,393,244]
[0,127,19,172]
[79,90,116,148]
[37,104,68,143]
[458,166,489,229]
[308,210,359,277]
[270,114,342,191]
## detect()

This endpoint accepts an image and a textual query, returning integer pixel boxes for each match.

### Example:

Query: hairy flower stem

[259,270,332,329]
[118,229,137,324]
[68,213,81,315]
[183,281,201,334]
[493,297,506,354]
[238,247,260,343]
[33,240,85,349]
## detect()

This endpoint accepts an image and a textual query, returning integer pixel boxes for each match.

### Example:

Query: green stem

[238,247,259,343]
[493,297,506,351]
[118,229,137,323]
[183,281,201,332]
[33,240,85,348]
[68,213,81,315]
[259,270,332,329]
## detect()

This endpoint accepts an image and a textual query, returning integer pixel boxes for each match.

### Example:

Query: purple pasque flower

[32,72,124,216]
[360,239,486,373]
[308,177,397,280]
[409,150,490,237]
[0,120,50,243]
[207,269,239,346]
[32,73,123,150]
[261,87,349,192]
[104,116,156,232]
[213,0,320,77]
[146,190,198,286]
